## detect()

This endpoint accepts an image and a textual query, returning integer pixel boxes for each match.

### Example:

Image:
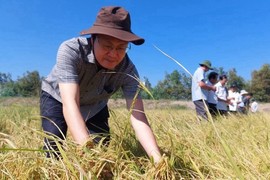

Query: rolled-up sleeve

[56,39,80,83]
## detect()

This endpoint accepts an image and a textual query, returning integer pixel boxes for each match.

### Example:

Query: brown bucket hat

[80,6,145,45]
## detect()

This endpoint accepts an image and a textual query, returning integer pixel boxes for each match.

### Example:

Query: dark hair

[219,74,227,80]
[208,72,218,80]
[230,82,238,88]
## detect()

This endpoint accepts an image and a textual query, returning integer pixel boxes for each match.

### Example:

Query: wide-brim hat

[80,6,145,45]
[240,90,248,95]
[199,60,213,70]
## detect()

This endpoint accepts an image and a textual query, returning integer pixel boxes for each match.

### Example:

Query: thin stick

[153,45,193,78]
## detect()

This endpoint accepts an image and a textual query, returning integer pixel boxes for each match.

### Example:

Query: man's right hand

[210,85,216,91]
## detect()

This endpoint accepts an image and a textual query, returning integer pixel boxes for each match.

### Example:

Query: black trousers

[208,103,218,117]
[40,91,110,157]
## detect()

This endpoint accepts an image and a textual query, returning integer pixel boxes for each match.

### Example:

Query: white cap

[240,90,248,95]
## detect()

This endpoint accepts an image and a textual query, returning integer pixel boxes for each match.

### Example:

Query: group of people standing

[192,60,255,120]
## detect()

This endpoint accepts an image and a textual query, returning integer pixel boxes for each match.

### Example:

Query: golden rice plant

[1,97,270,179]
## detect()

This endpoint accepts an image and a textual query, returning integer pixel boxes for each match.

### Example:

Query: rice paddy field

[0,97,270,179]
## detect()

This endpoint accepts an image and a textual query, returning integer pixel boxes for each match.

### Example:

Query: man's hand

[210,85,216,91]
[127,98,161,163]
[149,149,162,164]
[76,137,94,156]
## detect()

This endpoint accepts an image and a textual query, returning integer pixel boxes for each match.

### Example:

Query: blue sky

[1,0,270,86]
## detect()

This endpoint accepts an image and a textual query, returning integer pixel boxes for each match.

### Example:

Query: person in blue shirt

[192,60,216,120]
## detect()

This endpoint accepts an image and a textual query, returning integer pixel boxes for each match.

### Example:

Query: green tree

[227,68,246,90]
[16,71,42,97]
[213,67,227,76]
[0,72,17,96]
[140,77,153,99]
[0,82,17,96]
[250,64,270,102]
[153,70,191,100]
[0,72,12,84]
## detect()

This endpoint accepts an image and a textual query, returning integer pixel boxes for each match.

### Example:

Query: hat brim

[80,26,145,45]
[241,91,248,95]
[199,63,213,70]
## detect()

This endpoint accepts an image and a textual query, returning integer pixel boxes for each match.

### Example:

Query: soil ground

[108,99,270,112]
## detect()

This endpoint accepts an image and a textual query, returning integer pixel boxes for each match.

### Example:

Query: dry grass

[1,97,270,179]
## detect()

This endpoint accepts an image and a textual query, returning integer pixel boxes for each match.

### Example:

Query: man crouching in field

[40,6,161,163]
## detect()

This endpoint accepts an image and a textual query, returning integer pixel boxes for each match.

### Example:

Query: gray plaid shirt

[41,37,141,120]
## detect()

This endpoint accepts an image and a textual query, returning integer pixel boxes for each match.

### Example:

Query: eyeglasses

[96,37,131,54]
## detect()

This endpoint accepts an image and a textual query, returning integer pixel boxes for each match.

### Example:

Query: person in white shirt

[238,90,253,114]
[238,89,248,113]
[227,84,241,114]
[250,99,259,112]
[206,72,219,117]
[215,75,232,116]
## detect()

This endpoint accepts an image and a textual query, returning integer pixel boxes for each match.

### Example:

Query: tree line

[0,64,270,102]
[0,71,41,97]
